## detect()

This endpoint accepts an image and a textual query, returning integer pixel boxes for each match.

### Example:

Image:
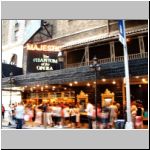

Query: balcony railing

[66,52,148,68]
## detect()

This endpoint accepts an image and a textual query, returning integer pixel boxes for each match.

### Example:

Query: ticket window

[77,91,88,112]
[101,89,114,107]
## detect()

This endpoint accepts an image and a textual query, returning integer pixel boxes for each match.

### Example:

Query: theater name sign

[26,44,62,73]
[26,43,61,51]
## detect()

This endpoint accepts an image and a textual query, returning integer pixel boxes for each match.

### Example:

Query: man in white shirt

[86,102,94,129]
[15,102,25,129]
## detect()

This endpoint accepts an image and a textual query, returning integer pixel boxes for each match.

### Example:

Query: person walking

[15,102,25,129]
[86,102,94,129]
[2,104,5,119]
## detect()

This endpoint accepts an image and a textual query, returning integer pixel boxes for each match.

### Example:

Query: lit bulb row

[135,76,147,83]
[22,85,69,92]
[69,79,116,87]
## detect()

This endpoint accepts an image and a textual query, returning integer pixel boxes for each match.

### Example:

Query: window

[13,20,20,41]
[67,48,85,64]
[127,37,140,54]
[14,30,19,41]
[89,43,110,60]
[115,41,124,56]
[144,36,148,52]
[15,22,19,28]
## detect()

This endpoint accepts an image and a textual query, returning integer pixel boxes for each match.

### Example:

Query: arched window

[10,54,17,66]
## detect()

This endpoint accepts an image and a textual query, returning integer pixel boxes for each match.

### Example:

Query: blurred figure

[100,105,110,129]
[109,101,118,128]
[70,104,76,128]
[62,104,70,127]
[86,102,94,129]
[34,106,42,127]
[55,103,63,128]
[75,104,80,128]
[97,104,101,128]
[7,104,13,126]
[131,101,137,128]
[46,104,53,127]
[11,103,16,121]
[135,101,144,129]
[2,104,5,119]
[15,102,25,129]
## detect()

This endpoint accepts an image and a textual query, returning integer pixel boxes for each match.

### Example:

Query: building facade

[2,20,148,114]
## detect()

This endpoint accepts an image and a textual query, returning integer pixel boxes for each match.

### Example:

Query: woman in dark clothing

[32,105,36,122]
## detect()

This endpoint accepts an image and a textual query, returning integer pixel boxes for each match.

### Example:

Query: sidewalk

[2,119,89,129]
[2,119,148,129]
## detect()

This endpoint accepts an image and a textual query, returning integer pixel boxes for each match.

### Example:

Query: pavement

[1,119,89,129]
[2,118,148,129]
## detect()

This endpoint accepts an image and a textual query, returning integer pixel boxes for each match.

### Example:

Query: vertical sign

[118,20,133,129]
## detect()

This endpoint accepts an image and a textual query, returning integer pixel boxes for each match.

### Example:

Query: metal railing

[66,52,148,68]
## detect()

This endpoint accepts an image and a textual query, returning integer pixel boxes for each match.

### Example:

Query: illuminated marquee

[26,43,61,51]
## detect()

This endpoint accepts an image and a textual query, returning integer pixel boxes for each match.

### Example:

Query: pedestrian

[70,104,76,128]
[75,104,80,128]
[34,106,42,127]
[135,101,144,129]
[100,105,110,129]
[15,102,25,129]
[63,104,70,127]
[85,101,94,129]
[2,104,5,119]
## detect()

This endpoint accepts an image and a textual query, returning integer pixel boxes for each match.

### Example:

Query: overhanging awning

[2,63,23,78]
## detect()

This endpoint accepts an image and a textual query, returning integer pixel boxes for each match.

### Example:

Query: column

[110,42,115,62]
[85,45,89,65]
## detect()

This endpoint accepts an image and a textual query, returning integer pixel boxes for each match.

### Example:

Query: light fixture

[135,76,139,79]
[126,38,131,43]
[52,86,56,89]
[74,81,78,84]
[87,83,90,86]
[112,81,116,84]
[142,78,147,83]
[102,78,106,82]
[69,83,73,86]
[37,84,40,87]
[45,85,48,88]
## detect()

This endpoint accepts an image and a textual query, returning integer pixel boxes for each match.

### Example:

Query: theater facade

[2,20,148,113]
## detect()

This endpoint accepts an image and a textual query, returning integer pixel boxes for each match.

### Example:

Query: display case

[101,89,114,107]
[77,91,88,112]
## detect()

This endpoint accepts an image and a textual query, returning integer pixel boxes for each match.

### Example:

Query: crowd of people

[1,99,145,129]
[86,101,120,129]
[2,102,81,129]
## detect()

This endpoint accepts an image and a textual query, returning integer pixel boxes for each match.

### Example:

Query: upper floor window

[144,35,148,52]
[127,37,140,54]
[13,20,20,42]
[89,43,110,60]
[15,22,19,28]
[14,30,19,41]
[114,41,124,56]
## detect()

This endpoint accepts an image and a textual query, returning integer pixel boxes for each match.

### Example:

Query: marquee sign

[26,44,61,51]
[26,44,61,73]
